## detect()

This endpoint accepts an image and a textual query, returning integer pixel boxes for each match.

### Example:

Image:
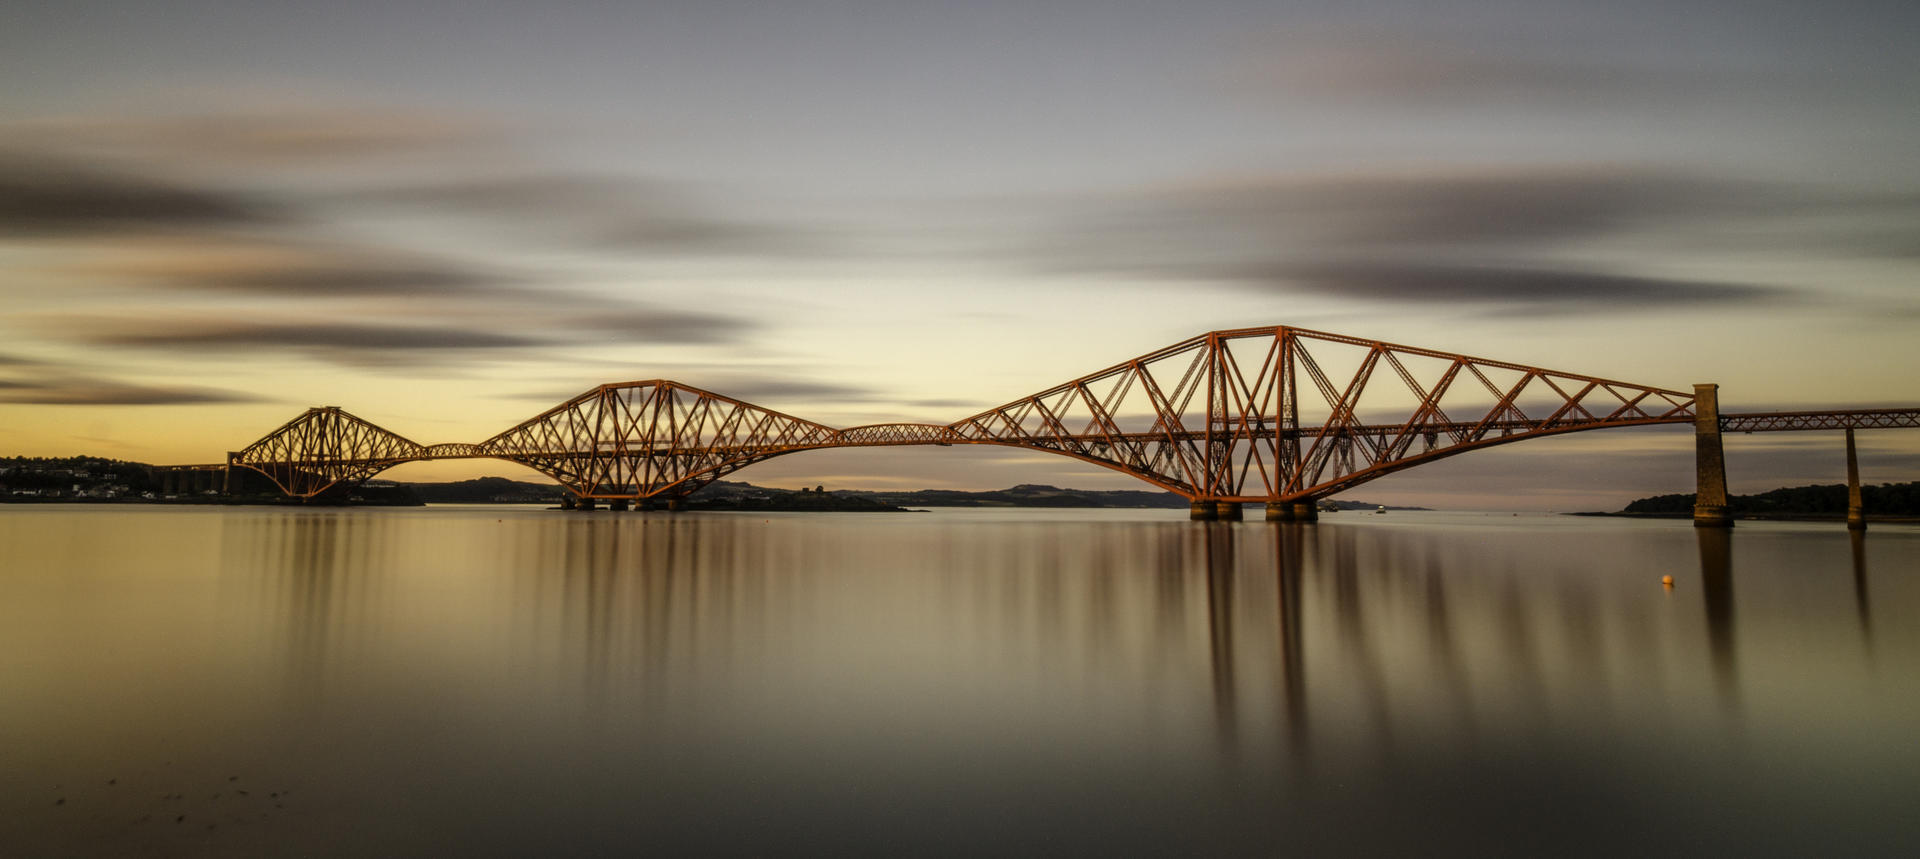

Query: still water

[2,505,1916,856]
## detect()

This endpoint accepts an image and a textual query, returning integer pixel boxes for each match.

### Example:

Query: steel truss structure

[222,326,1907,502]
[1720,409,1920,432]
[478,382,839,498]
[232,406,440,498]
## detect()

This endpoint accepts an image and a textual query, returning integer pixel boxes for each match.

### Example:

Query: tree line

[1624,482,1920,515]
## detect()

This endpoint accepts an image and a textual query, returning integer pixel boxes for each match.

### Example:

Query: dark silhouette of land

[1,457,1424,511]
[1588,481,1920,521]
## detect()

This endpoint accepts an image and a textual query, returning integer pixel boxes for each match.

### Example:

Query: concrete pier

[665,498,685,513]
[1215,501,1243,520]
[637,498,655,512]
[576,497,597,511]
[609,498,630,512]
[1290,501,1318,522]
[1846,428,1866,531]
[1692,383,1733,528]
[1265,501,1294,521]
[1189,500,1216,520]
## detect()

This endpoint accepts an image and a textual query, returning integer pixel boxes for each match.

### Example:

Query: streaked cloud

[41,302,758,368]
[0,153,282,236]
[562,309,745,345]
[905,397,985,409]
[1240,38,1708,107]
[3,108,498,166]
[1040,165,1910,259]
[1232,261,1784,313]
[82,320,552,352]
[338,173,828,257]
[0,375,263,405]
[1231,21,1920,110]
[1025,164,1920,314]
[5,110,823,262]
[57,236,519,299]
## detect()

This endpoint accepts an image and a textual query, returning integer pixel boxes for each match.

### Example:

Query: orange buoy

[1661,575,1674,586]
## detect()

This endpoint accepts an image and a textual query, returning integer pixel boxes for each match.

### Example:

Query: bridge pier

[665,498,685,513]
[609,498,630,512]
[1846,428,1866,531]
[1291,501,1318,522]
[577,497,597,511]
[1215,501,1243,520]
[1189,501,1216,520]
[637,498,656,512]
[1692,383,1734,528]
[1265,502,1294,521]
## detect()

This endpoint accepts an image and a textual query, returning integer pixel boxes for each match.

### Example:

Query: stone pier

[1692,383,1733,528]
[1290,501,1318,522]
[1215,501,1243,520]
[1846,427,1866,531]
[1189,500,1216,520]
[1265,501,1294,521]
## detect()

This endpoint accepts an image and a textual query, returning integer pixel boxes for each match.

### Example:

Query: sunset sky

[3,0,1916,509]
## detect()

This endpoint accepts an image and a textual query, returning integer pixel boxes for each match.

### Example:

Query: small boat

[1374,506,1386,514]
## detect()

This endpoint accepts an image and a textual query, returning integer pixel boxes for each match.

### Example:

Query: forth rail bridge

[156,326,1919,528]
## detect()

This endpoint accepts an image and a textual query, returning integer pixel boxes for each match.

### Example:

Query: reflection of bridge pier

[1695,528,1738,706]
[1202,524,1238,756]
[1273,523,1309,758]
[1849,530,1872,649]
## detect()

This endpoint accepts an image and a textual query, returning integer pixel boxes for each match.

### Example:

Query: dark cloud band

[0,377,262,405]
[1244,261,1785,312]
[0,155,281,236]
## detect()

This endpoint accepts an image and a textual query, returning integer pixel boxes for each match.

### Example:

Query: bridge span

[199,326,1917,527]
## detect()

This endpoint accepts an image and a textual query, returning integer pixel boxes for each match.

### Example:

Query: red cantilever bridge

[218,326,1918,522]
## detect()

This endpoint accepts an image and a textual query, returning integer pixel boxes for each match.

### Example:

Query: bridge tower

[1692,384,1733,528]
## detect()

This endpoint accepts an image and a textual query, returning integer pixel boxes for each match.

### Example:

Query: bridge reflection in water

[172,509,1919,852]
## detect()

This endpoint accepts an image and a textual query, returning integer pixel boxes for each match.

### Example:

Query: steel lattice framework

[220,325,1910,502]
[941,327,1695,501]
[232,406,438,497]
[1720,409,1920,432]
[475,381,839,498]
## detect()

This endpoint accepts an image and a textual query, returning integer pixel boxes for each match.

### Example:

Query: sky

[2,0,1917,509]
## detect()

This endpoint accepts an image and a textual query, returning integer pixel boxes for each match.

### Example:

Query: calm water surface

[3,505,1917,856]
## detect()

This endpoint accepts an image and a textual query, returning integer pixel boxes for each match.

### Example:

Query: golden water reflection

[6,508,1917,855]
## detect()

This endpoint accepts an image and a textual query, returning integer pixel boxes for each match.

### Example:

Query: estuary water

[2,505,1916,856]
